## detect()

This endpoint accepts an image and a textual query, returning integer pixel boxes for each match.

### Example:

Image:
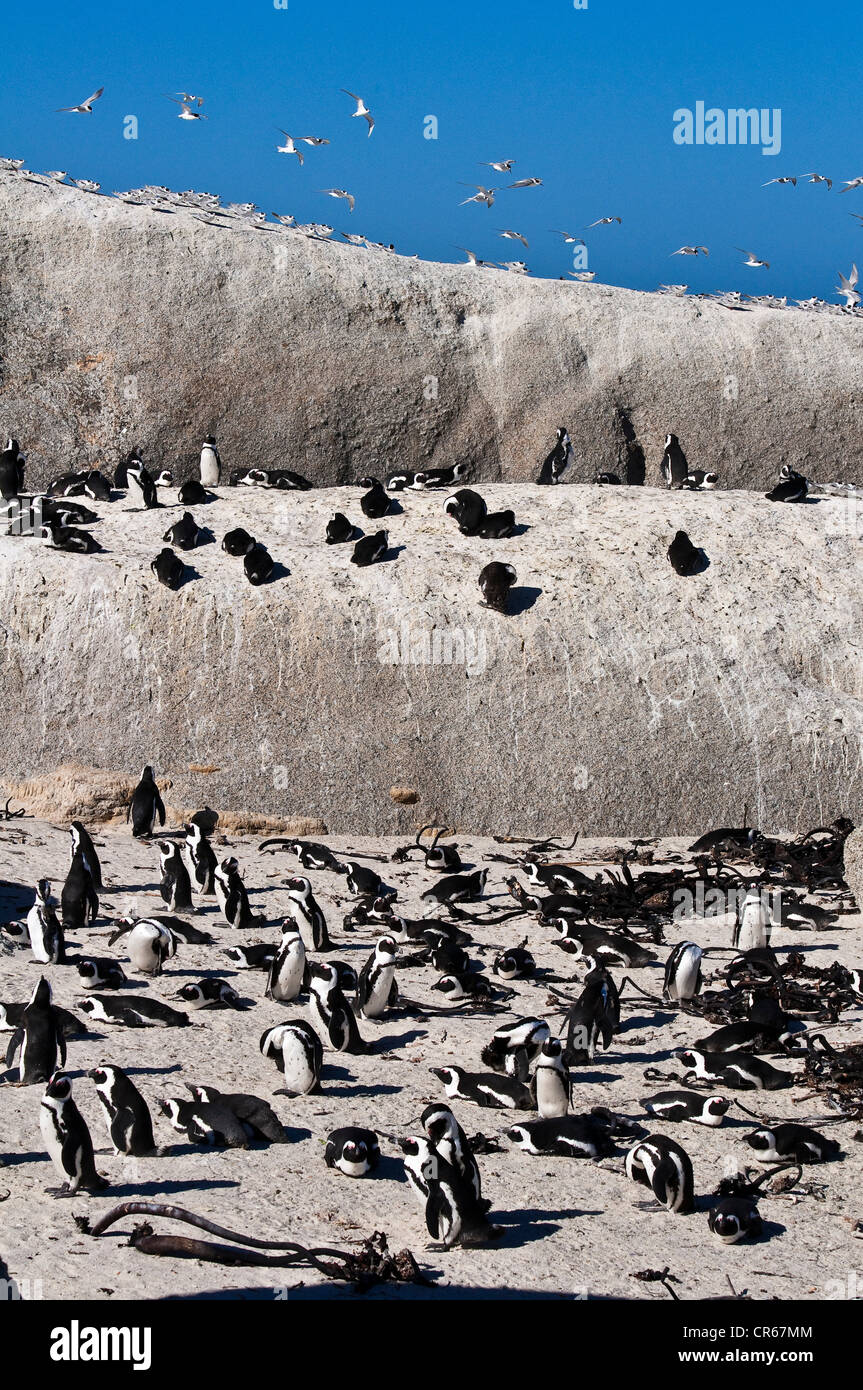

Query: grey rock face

[0,483,860,835]
[2,174,862,493]
[844,828,863,907]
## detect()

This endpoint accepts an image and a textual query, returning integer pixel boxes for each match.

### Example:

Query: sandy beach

[0,817,860,1302]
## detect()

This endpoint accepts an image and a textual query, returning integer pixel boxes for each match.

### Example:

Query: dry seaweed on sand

[76,1203,432,1291]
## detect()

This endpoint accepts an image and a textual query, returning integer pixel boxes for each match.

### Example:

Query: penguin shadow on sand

[504,585,542,616]
[319,1064,401,1099]
[375,543,406,564]
[367,1027,427,1053]
[170,563,202,590]
[255,559,291,585]
[492,1204,600,1248]
[115,1062,184,1078]
[104,1175,242,1197]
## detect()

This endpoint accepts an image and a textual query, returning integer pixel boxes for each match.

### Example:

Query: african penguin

[325,1127,380,1177]
[667,530,702,575]
[478,561,516,613]
[5,977,66,1084]
[89,1064,155,1155]
[745,1123,841,1164]
[351,530,388,566]
[162,512,203,551]
[534,1038,571,1119]
[69,821,103,891]
[307,961,367,1053]
[356,936,399,1019]
[259,1021,323,1094]
[625,1135,694,1213]
[642,1092,729,1126]
[444,489,487,535]
[663,941,703,1001]
[157,841,194,912]
[199,436,221,487]
[325,512,356,544]
[265,922,306,1003]
[660,433,688,487]
[40,1073,108,1195]
[430,1064,534,1110]
[538,427,573,485]
[26,880,65,965]
[215,857,263,929]
[128,766,166,838]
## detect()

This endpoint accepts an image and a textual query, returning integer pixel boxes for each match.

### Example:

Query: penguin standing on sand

[26,881,65,965]
[215,857,263,928]
[663,942,703,1001]
[733,884,772,951]
[660,433,688,487]
[625,1135,695,1212]
[126,460,160,508]
[420,1103,486,1205]
[478,562,516,612]
[6,977,66,1085]
[128,766,166,838]
[537,427,572,485]
[69,822,103,891]
[109,918,177,975]
[183,821,216,896]
[307,961,367,1053]
[284,876,331,950]
[89,1064,155,1155]
[266,922,306,1002]
[199,436,221,487]
[114,447,141,490]
[398,1137,499,1247]
[534,1038,571,1118]
[61,850,99,931]
[157,841,193,912]
[667,530,702,575]
[0,438,25,499]
[40,1072,108,1195]
[356,936,399,1019]
[259,1021,323,1094]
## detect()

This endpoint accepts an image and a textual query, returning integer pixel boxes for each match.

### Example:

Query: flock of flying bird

[0,787,859,1261]
[2,80,861,309]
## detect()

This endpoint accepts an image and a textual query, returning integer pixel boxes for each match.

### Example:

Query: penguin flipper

[155,793,166,827]
[424,1186,448,1240]
[5,1028,22,1068]
[57,1029,67,1069]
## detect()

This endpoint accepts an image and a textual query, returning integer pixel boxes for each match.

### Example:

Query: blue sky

[2,0,860,300]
